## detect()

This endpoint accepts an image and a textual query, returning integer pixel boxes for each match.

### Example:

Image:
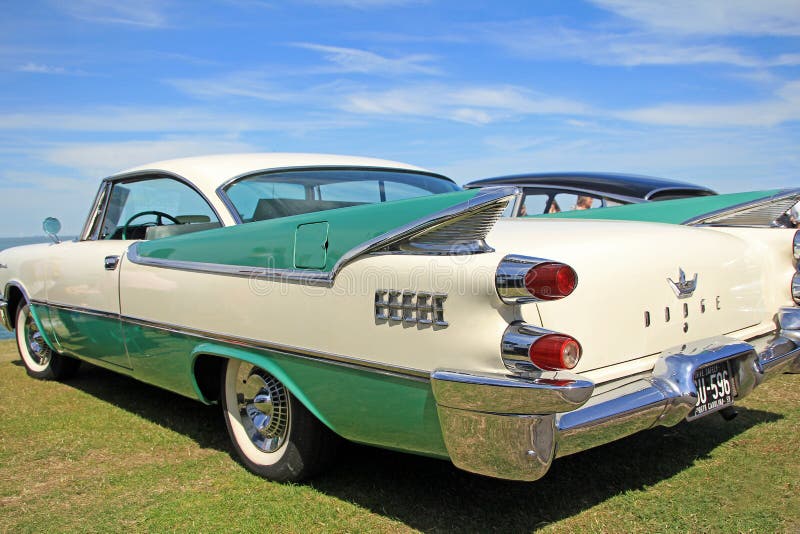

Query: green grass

[1,338,799,533]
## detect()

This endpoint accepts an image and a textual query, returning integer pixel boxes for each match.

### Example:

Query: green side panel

[46,306,130,369]
[192,343,448,458]
[294,222,328,269]
[532,189,782,224]
[119,323,448,458]
[121,321,201,398]
[135,189,479,271]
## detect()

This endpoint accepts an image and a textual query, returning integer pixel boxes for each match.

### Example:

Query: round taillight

[524,262,577,301]
[528,334,582,370]
[792,271,800,305]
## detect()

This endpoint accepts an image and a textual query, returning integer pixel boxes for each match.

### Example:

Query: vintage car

[464,171,717,216]
[1,153,799,483]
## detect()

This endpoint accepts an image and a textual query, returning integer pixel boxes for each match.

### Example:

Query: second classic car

[465,171,717,216]
[1,153,799,482]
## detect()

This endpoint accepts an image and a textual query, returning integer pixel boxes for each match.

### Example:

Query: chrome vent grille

[387,199,508,254]
[686,190,800,227]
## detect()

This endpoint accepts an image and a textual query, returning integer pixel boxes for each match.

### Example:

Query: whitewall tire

[15,303,79,380]
[220,358,336,481]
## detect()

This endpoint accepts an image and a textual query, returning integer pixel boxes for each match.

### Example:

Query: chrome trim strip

[683,188,800,227]
[81,182,109,241]
[126,245,334,286]
[39,300,120,320]
[35,300,429,381]
[126,187,518,286]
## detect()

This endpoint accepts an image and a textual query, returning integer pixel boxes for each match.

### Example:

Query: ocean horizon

[0,236,76,340]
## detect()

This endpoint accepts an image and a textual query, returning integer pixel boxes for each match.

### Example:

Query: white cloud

[59,0,168,28]
[591,0,800,37]
[41,138,259,178]
[341,84,588,124]
[17,63,67,74]
[616,80,800,127]
[0,106,361,135]
[293,43,439,75]
[479,19,790,67]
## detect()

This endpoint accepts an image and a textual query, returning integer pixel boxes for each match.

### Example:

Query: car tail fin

[684,188,800,227]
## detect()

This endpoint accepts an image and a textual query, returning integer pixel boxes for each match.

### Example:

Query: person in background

[548,199,561,214]
[575,196,593,210]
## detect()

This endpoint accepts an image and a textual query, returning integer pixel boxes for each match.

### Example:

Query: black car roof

[464,172,716,200]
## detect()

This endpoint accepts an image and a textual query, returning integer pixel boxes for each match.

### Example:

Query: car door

[45,174,223,370]
[45,239,132,368]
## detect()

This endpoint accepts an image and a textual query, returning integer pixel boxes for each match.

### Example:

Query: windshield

[223,168,459,222]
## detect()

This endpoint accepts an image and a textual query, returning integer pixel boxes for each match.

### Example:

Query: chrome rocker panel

[431,306,800,481]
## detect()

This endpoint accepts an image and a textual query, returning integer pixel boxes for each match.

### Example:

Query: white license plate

[687,360,736,420]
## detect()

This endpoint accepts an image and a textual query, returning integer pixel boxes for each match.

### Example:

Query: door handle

[104,255,120,271]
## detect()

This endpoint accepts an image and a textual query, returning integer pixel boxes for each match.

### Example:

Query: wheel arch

[4,282,28,330]
[3,282,57,352]
[190,342,337,433]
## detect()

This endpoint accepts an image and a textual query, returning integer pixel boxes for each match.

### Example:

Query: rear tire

[220,358,336,481]
[15,303,80,380]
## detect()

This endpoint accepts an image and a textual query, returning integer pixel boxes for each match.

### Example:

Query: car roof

[464,171,716,200]
[113,153,447,194]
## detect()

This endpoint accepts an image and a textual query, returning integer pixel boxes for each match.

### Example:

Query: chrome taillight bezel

[496,255,578,304]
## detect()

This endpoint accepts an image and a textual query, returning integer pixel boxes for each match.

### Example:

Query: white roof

[116,153,433,196]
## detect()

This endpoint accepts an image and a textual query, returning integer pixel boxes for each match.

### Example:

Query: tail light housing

[529,334,582,370]
[496,255,578,303]
[793,230,800,262]
[502,323,582,371]
[792,271,800,305]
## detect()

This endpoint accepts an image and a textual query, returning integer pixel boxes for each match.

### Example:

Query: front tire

[220,359,336,481]
[15,303,79,380]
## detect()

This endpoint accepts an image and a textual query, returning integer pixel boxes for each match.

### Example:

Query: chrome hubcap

[25,312,51,366]
[236,364,290,453]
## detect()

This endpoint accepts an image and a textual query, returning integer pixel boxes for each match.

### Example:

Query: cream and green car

[1,153,799,482]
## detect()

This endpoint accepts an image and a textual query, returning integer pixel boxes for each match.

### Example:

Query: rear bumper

[431,307,800,481]
[0,297,11,332]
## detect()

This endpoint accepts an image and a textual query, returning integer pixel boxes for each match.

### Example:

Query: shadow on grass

[57,360,780,532]
[62,362,230,452]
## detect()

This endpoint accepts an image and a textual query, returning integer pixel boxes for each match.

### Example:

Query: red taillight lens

[524,262,577,300]
[529,334,582,370]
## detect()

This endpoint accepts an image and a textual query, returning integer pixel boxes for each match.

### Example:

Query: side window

[519,194,549,216]
[318,181,380,202]
[99,177,220,240]
[226,181,305,222]
[552,193,602,213]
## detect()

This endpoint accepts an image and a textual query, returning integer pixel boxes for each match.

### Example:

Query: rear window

[224,168,459,222]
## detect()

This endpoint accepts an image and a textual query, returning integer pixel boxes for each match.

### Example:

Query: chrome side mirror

[43,217,62,244]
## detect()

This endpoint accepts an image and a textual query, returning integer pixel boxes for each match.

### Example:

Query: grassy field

[1,338,799,533]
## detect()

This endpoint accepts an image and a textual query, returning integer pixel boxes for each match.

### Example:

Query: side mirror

[43,217,62,244]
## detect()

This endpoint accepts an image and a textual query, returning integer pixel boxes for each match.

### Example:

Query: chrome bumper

[431,307,800,481]
[0,297,11,332]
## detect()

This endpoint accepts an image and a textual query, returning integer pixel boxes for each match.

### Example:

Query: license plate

[687,360,736,420]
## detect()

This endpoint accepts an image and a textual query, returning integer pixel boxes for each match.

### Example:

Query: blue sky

[1,0,799,236]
